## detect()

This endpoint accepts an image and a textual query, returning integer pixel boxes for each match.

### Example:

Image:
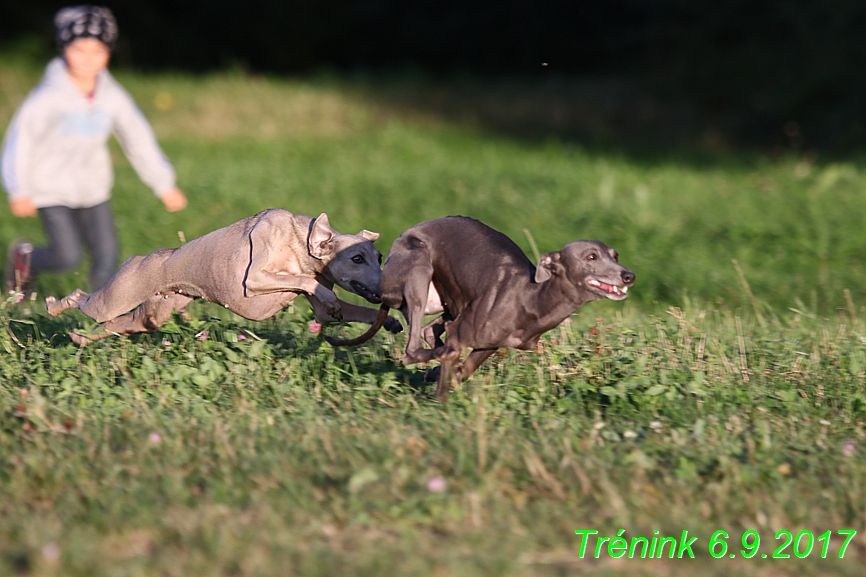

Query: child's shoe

[4,240,34,294]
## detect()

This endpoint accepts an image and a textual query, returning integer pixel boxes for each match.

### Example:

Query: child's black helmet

[55,5,119,51]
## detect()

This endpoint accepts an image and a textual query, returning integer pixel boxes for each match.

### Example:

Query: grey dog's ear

[357,229,380,242]
[309,213,337,259]
[535,251,563,283]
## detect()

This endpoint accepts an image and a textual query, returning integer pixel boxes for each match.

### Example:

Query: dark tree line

[3,0,866,150]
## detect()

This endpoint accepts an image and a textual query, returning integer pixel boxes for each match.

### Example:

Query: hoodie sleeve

[111,86,177,196]
[1,103,37,201]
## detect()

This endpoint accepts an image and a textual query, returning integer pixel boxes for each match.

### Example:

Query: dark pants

[31,202,119,291]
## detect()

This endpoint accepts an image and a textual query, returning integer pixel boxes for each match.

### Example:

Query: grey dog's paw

[324,301,343,320]
[384,316,403,334]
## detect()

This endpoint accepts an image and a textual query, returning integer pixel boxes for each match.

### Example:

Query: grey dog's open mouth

[587,279,629,300]
[350,281,382,304]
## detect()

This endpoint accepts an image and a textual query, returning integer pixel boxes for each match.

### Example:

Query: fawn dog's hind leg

[70,293,193,346]
[45,288,90,317]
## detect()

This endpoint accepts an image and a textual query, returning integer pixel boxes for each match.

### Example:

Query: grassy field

[1,60,866,576]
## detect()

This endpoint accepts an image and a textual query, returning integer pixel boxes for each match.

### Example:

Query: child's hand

[10,198,37,218]
[160,188,188,212]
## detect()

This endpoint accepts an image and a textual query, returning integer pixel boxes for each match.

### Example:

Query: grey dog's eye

[587,253,597,261]
[352,255,365,264]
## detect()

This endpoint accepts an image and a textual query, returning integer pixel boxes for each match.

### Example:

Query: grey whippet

[326,216,635,400]
[46,209,402,345]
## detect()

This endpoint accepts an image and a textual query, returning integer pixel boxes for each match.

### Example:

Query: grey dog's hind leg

[421,315,446,348]
[71,292,193,345]
[385,244,456,365]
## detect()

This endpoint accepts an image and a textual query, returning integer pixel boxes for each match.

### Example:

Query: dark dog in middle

[326,216,635,400]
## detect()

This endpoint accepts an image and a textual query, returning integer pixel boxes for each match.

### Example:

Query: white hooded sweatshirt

[1,57,176,209]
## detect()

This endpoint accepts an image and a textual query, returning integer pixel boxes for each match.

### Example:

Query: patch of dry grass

[122,73,381,140]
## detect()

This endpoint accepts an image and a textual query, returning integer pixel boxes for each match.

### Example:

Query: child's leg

[31,206,85,277]
[73,202,119,291]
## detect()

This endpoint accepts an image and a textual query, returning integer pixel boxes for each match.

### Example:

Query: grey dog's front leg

[307,295,374,324]
[456,349,497,381]
[435,357,459,401]
[427,348,496,396]
[434,349,496,401]
[306,296,402,333]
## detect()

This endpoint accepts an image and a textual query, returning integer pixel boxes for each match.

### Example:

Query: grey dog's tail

[324,305,390,347]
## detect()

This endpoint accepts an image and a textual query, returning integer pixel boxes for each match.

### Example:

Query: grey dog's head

[308,213,384,303]
[534,240,635,301]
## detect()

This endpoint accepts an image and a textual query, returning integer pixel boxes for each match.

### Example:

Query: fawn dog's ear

[309,213,337,259]
[535,251,563,283]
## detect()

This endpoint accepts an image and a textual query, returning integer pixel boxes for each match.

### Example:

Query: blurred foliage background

[3,0,866,152]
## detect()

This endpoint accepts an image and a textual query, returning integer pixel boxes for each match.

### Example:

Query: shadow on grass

[348,70,845,166]
[333,337,436,400]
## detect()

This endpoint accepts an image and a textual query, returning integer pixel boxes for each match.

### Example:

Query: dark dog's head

[534,240,634,301]
[308,213,384,303]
